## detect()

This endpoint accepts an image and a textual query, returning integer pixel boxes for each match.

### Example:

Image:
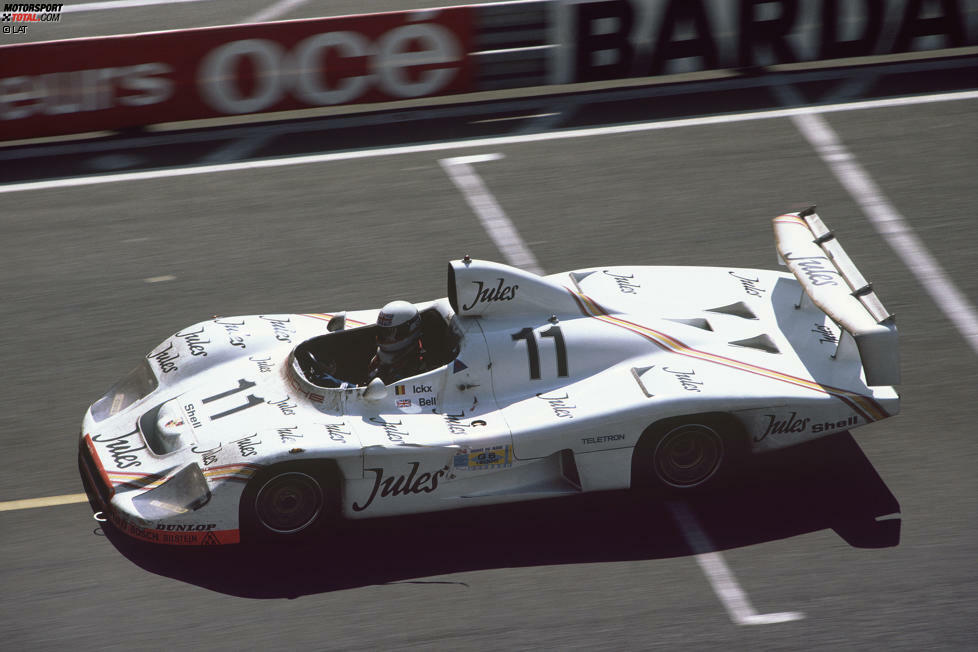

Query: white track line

[246,0,310,23]
[0,493,89,512]
[668,501,805,626]
[780,90,978,356]
[2,91,975,196]
[439,154,544,275]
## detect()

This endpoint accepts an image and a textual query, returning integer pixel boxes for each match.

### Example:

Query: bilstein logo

[461,278,518,311]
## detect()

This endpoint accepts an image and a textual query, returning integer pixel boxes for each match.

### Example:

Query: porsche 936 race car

[79,208,900,546]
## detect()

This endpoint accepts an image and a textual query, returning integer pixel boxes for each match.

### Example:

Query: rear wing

[774,207,899,386]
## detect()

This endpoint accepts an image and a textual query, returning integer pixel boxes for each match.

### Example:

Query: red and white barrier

[1,0,974,141]
[0,8,474,140]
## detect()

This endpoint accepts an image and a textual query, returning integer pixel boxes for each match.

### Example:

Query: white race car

[79,208,899,546]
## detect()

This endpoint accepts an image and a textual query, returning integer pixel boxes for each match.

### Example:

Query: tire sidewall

[652,422,726,491]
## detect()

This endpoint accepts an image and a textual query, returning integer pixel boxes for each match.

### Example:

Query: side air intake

[706,301,757,320]
[729,334,780,353]
[665,317,713,331]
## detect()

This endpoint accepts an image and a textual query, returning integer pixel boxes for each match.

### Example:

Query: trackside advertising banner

[553,0,978,83]
[0,8,473,140]
[1,0,975,140]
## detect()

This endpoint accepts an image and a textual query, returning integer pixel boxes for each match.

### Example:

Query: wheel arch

[630,411,749,490]
[238,457,343,542]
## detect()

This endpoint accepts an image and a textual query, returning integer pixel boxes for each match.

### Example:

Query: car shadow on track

[99,431,899,598]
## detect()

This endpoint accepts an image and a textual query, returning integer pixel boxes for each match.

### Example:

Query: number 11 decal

[511,325,568,380]
[201,378,264,420]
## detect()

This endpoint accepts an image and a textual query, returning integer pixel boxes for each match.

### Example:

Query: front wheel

[255,471,324,535]
[240,462,338,542]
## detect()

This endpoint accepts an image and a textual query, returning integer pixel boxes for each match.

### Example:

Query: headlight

[90,360,159,422]
[131,463,211,520]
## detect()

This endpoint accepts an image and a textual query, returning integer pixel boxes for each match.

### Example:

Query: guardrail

[1,0,976,141]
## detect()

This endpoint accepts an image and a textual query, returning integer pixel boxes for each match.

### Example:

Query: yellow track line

[0,493,90,512]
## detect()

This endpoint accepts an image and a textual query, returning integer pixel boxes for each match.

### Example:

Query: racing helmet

[376,300,422,352]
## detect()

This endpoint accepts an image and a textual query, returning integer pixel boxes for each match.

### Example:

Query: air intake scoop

[665,317,713,331]
[707,301,757,320]
[729,334,780,353]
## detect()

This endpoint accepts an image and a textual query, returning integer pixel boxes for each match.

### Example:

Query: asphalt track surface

[2,4,978,652]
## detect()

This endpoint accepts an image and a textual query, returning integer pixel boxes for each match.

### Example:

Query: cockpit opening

[294,307,461,388]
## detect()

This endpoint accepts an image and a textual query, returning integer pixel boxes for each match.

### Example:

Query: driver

[367,300,427,384]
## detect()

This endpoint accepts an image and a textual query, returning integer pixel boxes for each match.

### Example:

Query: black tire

[239,462,338,543]
[653,422,723,489]
[633,413,747,493]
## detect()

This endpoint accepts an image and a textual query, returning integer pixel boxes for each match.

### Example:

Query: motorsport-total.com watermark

[2,3,62,34]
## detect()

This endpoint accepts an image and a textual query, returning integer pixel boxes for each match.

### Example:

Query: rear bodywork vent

[707,301,757,320]
[568,271,596,287]
[729,334,780,353]
[665,317,713,331]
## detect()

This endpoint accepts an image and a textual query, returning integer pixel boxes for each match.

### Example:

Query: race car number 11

[511,326,568,380]
[201,378,264,420]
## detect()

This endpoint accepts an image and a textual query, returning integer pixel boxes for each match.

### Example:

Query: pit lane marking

[0,493,89,512]
[1,91,975,195]
[439,154,544,276]
[668,501,805,626]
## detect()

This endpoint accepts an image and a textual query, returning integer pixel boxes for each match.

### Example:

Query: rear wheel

[653,423,724,489]
[633,414,746,493]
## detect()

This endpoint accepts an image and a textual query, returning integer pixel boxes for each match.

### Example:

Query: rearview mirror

[327,312,346,332]
[363,377,387,401]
